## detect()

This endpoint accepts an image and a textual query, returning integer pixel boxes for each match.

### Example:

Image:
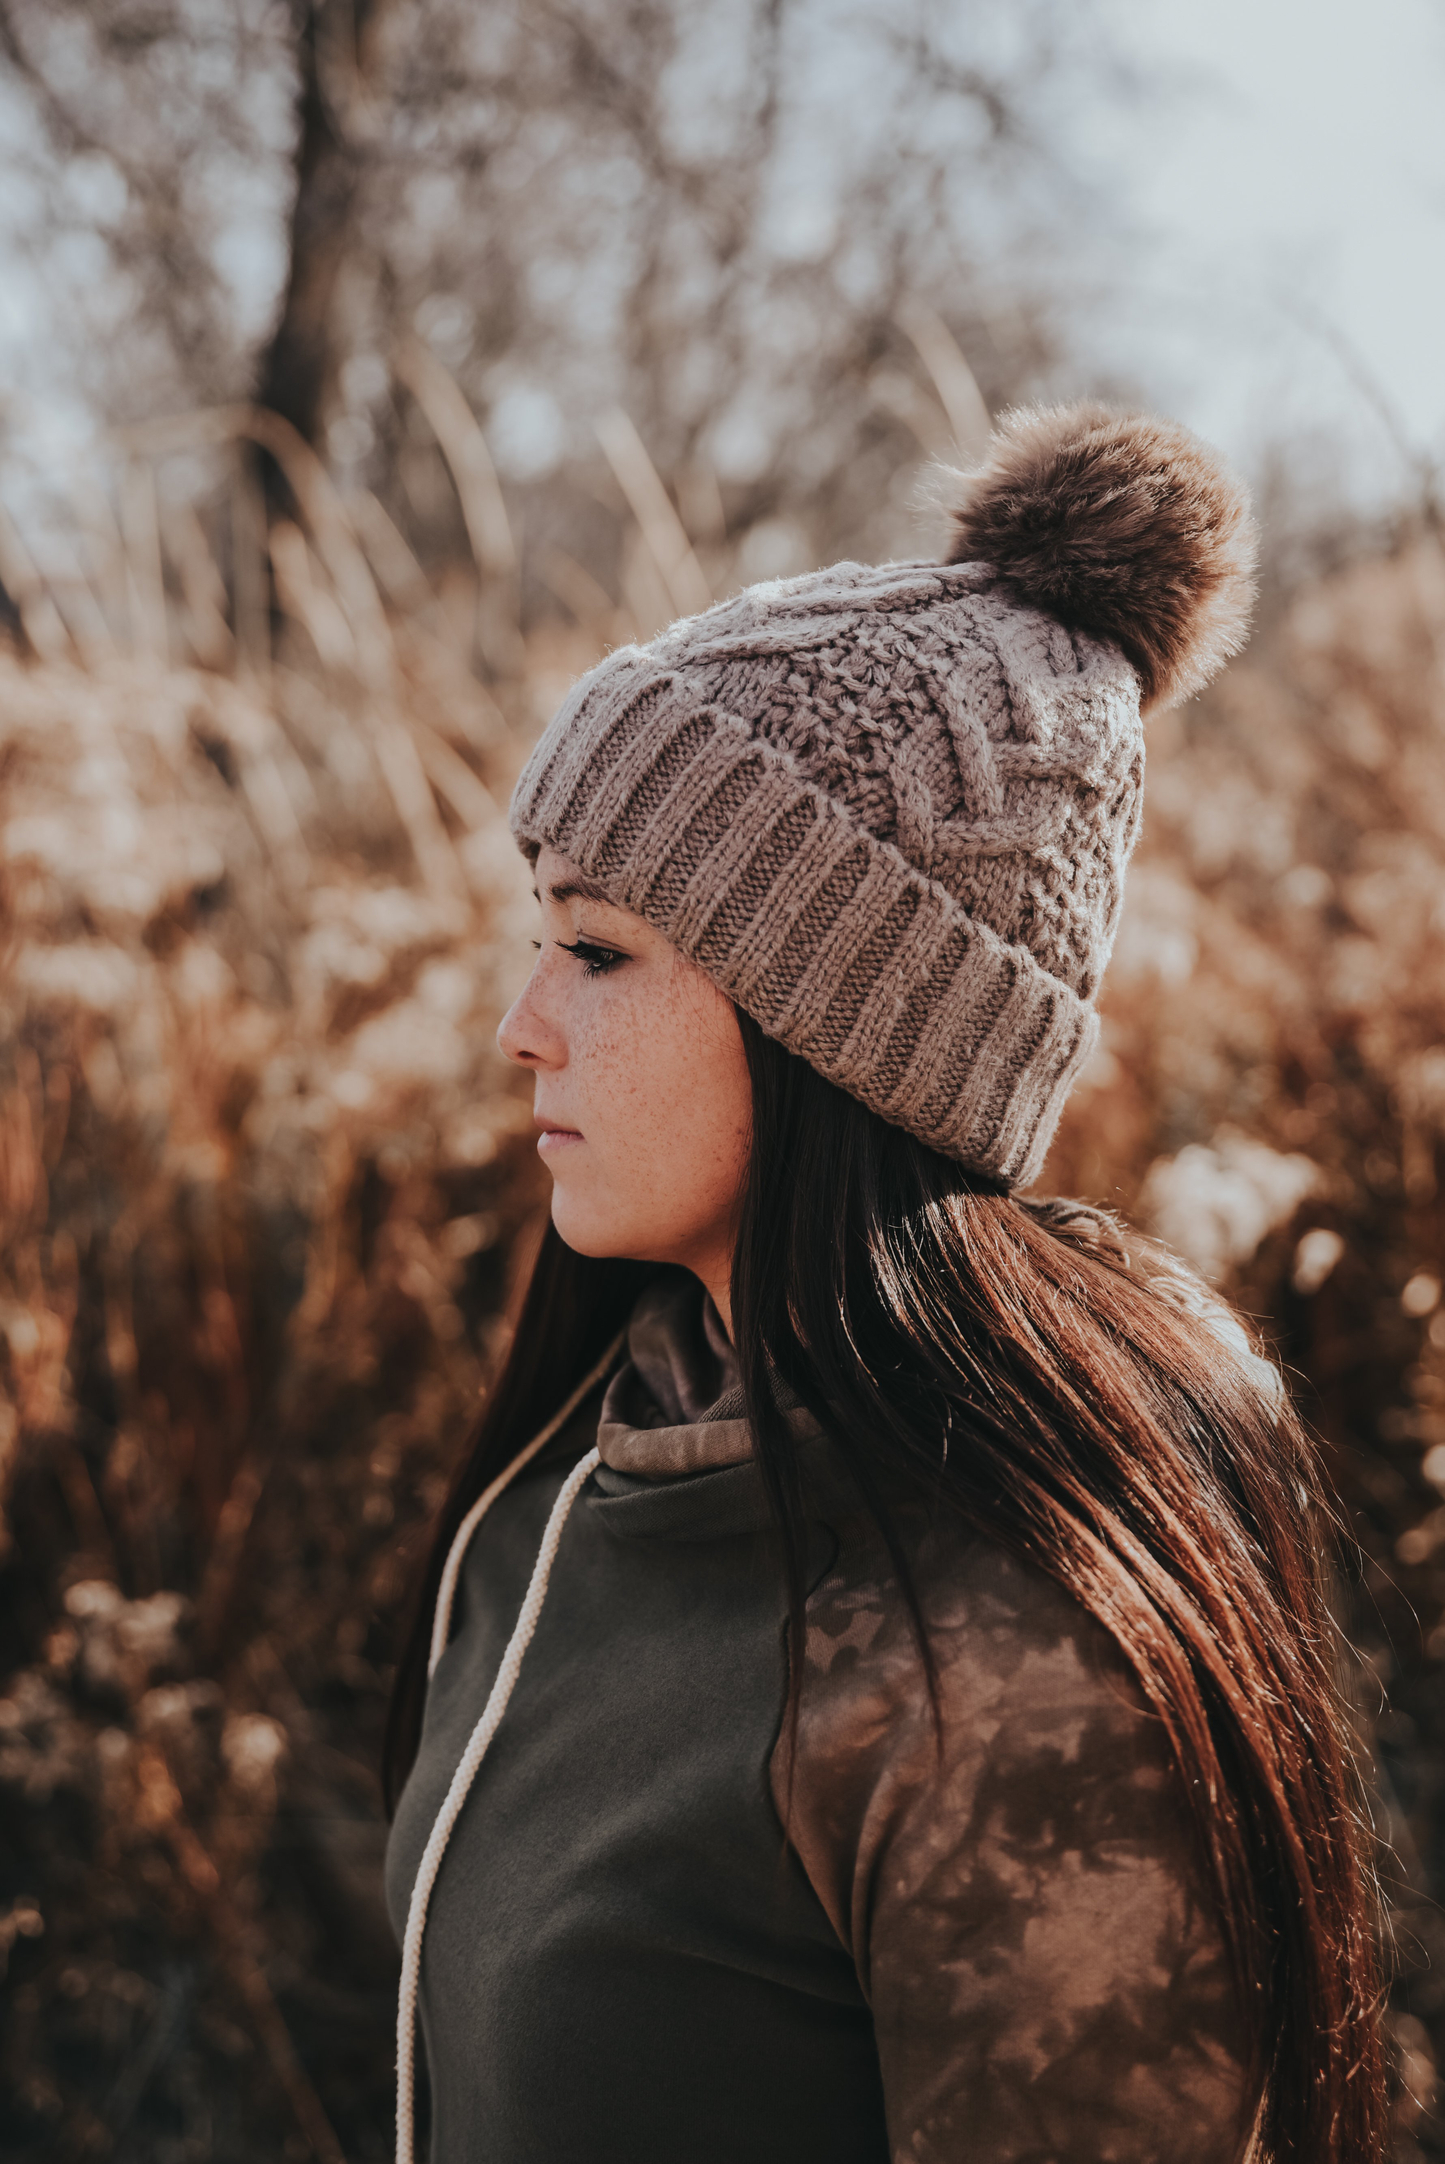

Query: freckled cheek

[562,995,667,1153]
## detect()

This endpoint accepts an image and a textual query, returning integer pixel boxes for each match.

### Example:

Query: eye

[556,937,624,980]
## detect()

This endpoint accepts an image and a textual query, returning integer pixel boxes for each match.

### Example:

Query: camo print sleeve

[771,1525,1250,2164]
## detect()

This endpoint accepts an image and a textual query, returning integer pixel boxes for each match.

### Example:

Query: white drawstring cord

[427,1333,627,1679]
[397,1334,625,2164]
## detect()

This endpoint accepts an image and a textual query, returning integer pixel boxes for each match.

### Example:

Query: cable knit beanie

[510,403,1256,1187]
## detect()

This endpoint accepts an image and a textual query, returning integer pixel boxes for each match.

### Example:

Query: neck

[700,1273,732,1342]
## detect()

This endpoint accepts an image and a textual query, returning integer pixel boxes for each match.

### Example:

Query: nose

[497,958,563,1071]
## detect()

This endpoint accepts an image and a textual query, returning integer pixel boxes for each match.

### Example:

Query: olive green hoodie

[386,1271,1245,2163]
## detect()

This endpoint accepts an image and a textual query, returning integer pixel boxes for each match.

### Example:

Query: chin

[549,1190,640,1262]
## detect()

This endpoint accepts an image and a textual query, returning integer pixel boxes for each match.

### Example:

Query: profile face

[496,847,752,1292]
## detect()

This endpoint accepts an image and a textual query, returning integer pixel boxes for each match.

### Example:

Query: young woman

[384,406,1386,2163]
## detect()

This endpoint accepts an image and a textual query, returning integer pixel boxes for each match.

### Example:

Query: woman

[384,405,1386,2163]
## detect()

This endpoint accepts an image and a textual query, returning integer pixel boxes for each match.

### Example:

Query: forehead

[533,848,627,913]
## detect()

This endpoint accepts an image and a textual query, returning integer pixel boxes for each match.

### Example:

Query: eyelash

[554,937,624,979]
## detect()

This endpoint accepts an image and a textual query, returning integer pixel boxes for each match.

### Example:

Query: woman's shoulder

[777,1509,1248,2161]
[799,1505,1156,1776]
[780,1489,1216,1975]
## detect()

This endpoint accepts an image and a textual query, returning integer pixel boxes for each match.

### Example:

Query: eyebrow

[541,872,615,907]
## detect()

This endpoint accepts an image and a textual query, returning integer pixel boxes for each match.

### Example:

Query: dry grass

[2,385,1445,2156]
[0,626,562,2156]
[0,387,598,2157]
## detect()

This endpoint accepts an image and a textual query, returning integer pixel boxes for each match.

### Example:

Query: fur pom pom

[947,402,1258,709]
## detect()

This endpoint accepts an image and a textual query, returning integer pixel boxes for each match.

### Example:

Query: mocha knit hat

[511,404,1256,1186]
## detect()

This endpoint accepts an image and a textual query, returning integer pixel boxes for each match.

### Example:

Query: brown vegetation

[1,426,1444,2153]
[0,423,559,2157]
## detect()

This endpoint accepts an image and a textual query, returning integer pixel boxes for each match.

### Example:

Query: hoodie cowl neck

[597,1270,817,1481]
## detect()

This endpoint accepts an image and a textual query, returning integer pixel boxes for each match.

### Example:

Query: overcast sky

[1089,0,1445,512]
[0,0,1441,526]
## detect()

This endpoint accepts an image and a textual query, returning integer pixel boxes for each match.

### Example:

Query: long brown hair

[386,1014,1386,2162]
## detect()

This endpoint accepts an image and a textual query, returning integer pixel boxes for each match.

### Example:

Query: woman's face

[497,847,752,1325]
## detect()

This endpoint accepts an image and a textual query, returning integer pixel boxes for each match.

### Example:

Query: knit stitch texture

[511,555,1144,1185]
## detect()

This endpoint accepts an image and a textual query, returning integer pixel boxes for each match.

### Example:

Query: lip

[536,1124,584,1155]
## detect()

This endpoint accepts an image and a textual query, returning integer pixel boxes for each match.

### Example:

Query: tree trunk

[255,0,390,449]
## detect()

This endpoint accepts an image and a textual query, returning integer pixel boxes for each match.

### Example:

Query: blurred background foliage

[0,2,1443,2159]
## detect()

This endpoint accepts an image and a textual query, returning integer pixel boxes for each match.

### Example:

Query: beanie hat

[510,403,1256,1187]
